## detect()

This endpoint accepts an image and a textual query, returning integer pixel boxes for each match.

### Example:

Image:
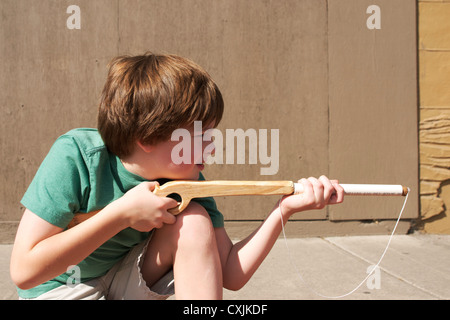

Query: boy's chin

[166,164,203,180]
[171,171,200,181]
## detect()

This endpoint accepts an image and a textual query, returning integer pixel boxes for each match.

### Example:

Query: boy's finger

[157,197,177,224]
[161,196,179,209]
[307,177,324,204]
[145,181,160,191]
[162,211,177,224]
[298,178,313,197]
[318,175,334,202]
[330,180,345,204]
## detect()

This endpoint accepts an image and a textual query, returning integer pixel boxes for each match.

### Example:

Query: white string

[278,187,410,299]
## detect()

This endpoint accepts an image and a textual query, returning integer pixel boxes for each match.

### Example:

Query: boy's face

[140,124,215,181]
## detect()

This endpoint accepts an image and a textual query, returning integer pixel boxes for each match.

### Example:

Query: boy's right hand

[115,181,178,232]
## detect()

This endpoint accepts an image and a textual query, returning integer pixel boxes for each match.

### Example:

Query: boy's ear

[136,140,154,153]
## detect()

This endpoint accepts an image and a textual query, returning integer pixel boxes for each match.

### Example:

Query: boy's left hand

[280,175,344,216]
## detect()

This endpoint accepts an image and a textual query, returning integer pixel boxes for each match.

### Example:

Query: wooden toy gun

[67,180,408,228]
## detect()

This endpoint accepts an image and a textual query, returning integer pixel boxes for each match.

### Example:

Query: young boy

[10,52,344,299]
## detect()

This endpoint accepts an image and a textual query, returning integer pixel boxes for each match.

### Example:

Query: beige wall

[0,0,418,242]
[328,0,418,222]
[418,0,450,234]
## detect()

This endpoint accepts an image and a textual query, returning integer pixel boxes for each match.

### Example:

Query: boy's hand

[280,176,344,217]
[115,181,178,232]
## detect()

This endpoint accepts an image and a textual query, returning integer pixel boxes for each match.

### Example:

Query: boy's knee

[177,202,213,231]
[174,202,215,246]
[180,201,209,217]
[148,202,215,260]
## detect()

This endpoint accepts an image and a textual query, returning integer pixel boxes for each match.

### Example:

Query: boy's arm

[10,181,177,290]
[10,206,126,290]
[215,176,344,291]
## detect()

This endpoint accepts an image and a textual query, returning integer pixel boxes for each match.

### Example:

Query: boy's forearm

[220,203,287,291]
[11,204,128,290]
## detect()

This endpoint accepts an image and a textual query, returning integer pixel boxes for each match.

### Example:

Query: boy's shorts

[23,237,175,300]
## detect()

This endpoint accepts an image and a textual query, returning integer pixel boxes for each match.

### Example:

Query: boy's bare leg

[141,202,223,299]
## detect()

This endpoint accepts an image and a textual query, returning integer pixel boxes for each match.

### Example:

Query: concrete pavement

[223,233,450,300]
[1,233,449,300]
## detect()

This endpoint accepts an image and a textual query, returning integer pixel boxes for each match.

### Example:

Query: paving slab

[324,234,450,299]
[224,235,446,300]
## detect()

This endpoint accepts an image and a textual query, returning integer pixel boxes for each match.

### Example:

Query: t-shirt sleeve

[194,173,225,228]
[21,135,90,229]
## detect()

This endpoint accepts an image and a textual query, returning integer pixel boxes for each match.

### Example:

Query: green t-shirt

[19,128,223,298]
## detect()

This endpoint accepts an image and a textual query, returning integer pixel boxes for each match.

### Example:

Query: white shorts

[23,238,175,300]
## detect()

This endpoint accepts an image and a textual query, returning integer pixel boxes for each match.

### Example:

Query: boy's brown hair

[98,52,224,158]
